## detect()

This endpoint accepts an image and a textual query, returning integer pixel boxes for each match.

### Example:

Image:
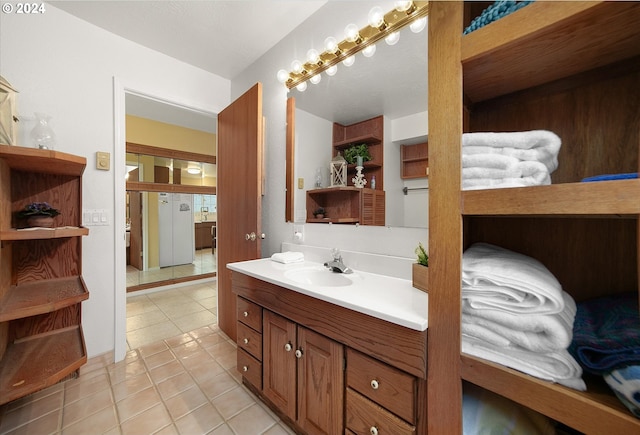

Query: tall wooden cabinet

[0,145,89,405]
[428,2,640,434]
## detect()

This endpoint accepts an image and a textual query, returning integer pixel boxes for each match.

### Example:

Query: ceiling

[52,0,327,133]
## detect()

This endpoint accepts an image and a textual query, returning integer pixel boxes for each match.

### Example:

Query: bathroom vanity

[228,259,428,434]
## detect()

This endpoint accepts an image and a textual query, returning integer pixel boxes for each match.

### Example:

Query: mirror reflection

[291,19,428,228]
[126,192,216,288]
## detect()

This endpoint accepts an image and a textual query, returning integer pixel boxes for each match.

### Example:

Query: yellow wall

[126,115,216,155]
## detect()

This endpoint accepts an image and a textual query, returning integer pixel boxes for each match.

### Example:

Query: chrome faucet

[324,248,352,274]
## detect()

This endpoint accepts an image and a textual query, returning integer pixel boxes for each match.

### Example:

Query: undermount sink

[285,267,357,287]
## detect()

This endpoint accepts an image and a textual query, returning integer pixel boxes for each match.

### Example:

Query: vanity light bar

[284,1,429,90]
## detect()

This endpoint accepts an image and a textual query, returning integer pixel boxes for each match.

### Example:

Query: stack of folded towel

[461,243,586,390]
[462,130,561,190]
[569,292,640,417]
[270,251,304,264]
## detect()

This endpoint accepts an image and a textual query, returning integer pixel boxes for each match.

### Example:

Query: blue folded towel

[604,366,640,418]
[569,292,640,374]
[581,172,638,182]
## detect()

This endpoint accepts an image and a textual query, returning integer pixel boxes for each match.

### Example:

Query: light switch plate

[96,152,110,170]
[298,178,304,189]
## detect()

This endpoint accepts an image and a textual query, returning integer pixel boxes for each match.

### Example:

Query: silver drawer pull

[284,343,292,352]
[242,366,248,372]
[370,426,378,435]
[243,311,249,317]
[243,338,249,344]
[370,379,379,390]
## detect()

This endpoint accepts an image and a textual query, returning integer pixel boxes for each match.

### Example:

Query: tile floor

[0,282,294,435]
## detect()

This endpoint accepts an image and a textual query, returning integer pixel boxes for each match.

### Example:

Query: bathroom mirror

[287,18,428,228]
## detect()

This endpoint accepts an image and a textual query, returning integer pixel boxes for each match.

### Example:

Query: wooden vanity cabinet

[236,297,262,389]
[231,271,428,435]
[263,311,344,434]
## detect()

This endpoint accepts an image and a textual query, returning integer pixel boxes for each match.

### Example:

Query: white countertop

[227,258,428,331]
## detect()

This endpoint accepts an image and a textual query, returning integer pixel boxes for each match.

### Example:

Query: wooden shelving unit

[306,187,385,226]
[0,144,89,405]
[428,2,640,434]
[400,142,428,179]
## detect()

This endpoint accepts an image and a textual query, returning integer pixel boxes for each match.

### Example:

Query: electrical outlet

[298,178,304,189]
[96,151,110,170]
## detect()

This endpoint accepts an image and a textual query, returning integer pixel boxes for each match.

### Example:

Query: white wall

[232,1,428,261]
[0,5,230,358]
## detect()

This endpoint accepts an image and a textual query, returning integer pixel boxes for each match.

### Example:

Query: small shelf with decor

[0,144,89,405]
[401,141,428,179]
[333,115,384,190]
[306,187,385,226]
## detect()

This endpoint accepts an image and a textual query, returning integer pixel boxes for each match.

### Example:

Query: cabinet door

[263,310,296,419]
[297,327,344,435]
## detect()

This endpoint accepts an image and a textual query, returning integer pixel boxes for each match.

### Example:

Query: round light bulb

[324,36,339,54]
[344,23,361,43]
[395,1,413,12]
[410,17,427,33]
[362,44,376,58]
[385,31,400,46]
[326,65,338,76]
[342,56,355,67]
[296,81,307,92]
[291,60,303,74]
[307,48,320,64]
[276,69,289,83]
[368,6,385,29]
[309,74,321,85]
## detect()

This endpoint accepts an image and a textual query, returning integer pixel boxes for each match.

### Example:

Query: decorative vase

[412,263,428,293]
[27,215,54,228]
[30,112,56,150]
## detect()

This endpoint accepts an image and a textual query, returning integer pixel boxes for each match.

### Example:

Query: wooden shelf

[0,276,89,322]
[462,179,640,216]
[401,142,428,180]
[333,134,382,150]
[461,355,640,434]
[0,144,86,176]
[306,187,385,226]
[0,326,87,405]
[462,2,640,103]
[1,226,89,241]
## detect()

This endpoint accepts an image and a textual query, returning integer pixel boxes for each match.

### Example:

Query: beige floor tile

[127,322,182,350]
[172,309,218,332]
[174,402,224,435]
[163,386,207,420]
[180,286,216,301]
[170,339,203,360]
[211,386,257,420]
[165,332,195,348]
[2,383,64,413]
[152,423,180,435]
[0,390,63,433]
[108,358,148,385]
[156,371,196,400]
[0,409,61,435]
[187,359,226,384]
[196,332,226,349]
[198,372,240,400]
[116,386,163,423]
[188,325,215,339]
[127,309,170,332]
[137,340,170,358]
[62,388,113,428]
[265,423,298,435]
[120,403,172,435]
[126,297,160,317]
[209,423,235,435]
[197,296,217,309]
[61,405,118,435]
[64,373,111,405]
[112,372,153,402]
[158,301,208,319]
[148,359,185,384]
[178,349,215,370]
[143,349,177,370]
[227,403,279,435]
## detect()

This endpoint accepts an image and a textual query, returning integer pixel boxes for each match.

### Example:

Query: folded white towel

[462,336,586,391]
[462,243,564,315]
[462,292,576,353]
[462,177,543,190]
[271,251,304,264]
[463,130,561,173]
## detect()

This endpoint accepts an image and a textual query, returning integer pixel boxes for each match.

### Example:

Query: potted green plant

[412,242,429,292]
[313,207,326,219]
[343,144,372,165]
[17,202,60,228]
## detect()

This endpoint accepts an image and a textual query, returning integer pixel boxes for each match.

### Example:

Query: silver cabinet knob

[243,338,249,344]
[243,311,249,317]
[370,426,378,435]
[284,343,292,352]
[295,349,303,358]
[370,379,379,390]
[245,232,257,241]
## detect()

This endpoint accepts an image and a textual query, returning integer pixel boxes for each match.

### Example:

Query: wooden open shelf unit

[428,2,640,434]
[306,187,385,226]
[0,144,89,405]
[400,141,428,179]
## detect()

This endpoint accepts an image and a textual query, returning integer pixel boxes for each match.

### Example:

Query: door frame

[113,77,222,361]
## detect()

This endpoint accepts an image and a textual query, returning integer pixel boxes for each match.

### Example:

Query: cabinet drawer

[346,348,416,424]
[346,388,414,435]
[237,348,262,389]
[237,321,262,361]
[237,297,262,332]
